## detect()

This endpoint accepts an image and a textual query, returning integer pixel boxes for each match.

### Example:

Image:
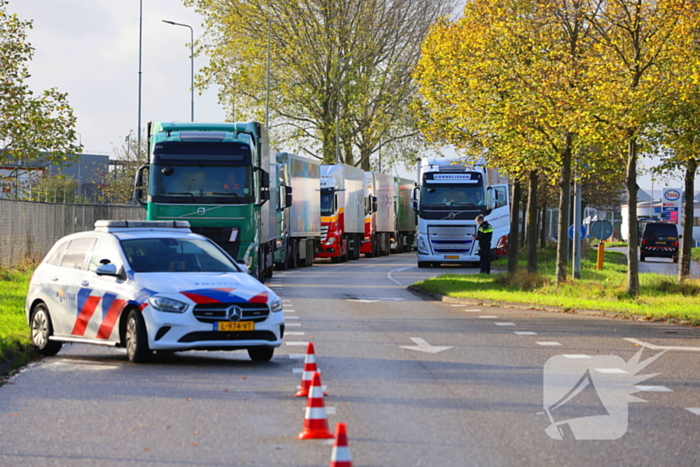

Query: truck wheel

[418,261,430,268]
[331,255,341,263]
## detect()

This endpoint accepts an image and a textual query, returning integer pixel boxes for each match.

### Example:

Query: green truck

[134,121,276,282]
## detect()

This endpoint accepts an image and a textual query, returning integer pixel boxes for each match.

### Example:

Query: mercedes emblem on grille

[226,305,243,321]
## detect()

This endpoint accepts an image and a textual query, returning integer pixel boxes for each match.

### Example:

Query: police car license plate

[445,255,459,259]
[217,321,254,331]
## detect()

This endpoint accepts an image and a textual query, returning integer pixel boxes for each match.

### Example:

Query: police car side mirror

[96,263,118,276]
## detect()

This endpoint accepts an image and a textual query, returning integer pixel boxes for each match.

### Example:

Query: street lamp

[265,20,273,133]
[137,0,143,160]
[163,20,194,122]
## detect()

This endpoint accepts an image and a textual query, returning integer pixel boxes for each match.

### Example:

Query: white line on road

[686,408,700,415]
[635,385,673,392]
[285,332,305,335]
[388,266,412,286]
[514,331,538,336]
[563,355,592,359]
[285,316,299,320]
[286,323,302,327]
[536,342,562,346]
[462,309,483,312]
[286,341,309,346]
[479,316,499,319]
[623,337,700,352]
[283,309,295,313]
[495,322,516,326]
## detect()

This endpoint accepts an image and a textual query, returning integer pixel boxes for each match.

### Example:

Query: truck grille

[321,225,329,242]
[193,303,270,323]
[428,225,476,254]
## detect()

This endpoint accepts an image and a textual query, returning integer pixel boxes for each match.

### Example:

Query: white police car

[25,220,285,363]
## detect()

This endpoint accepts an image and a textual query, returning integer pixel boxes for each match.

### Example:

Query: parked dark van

[640,222,679,263]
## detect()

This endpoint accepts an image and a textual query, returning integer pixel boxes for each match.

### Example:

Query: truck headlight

[148,297,188,313]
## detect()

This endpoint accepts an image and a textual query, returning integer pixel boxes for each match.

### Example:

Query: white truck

[316,164,366,262]
[274,152,321,269]
[361,171,397,257]
[413,158,509,267]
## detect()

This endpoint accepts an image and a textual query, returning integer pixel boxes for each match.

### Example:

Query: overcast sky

[10,0,224,156]
[8,0,686,191]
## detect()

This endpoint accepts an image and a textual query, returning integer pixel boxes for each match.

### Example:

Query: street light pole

[137,0,143,159]
[163,20,195,122]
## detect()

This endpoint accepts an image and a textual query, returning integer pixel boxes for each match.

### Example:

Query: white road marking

[495,322,516,326]
[289,354,305,359]
[596,368,628,374]
[686,408,700,415]
[285,316,299,320]
[479,316,498,319]
[283,300,292,303]
[269,285,284,289]
[635,385,672,392]
[399,337,453,354]
[347,299,380,303]
[388,266,411,285]
[536,342,562,346]
[293,368,303,374]
[462,309,482,312]
[514,331,538,336]
[451,304,467,307]
[286,323,302,327]
[284,310,295,313]
[286,341,310,346]
[563,355,592,359]
[285,332,305,335]
[623,337,700,352]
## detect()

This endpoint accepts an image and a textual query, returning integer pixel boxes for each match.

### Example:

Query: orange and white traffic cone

[295,342,325,397]
[329,422,353,467]
[298,372,334,439]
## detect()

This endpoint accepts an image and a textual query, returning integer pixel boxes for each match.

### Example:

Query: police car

[25,220,285,363]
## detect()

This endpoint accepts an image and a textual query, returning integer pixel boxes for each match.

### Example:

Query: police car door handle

[81,280,89,286]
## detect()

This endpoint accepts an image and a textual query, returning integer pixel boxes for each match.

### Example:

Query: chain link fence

[0,199,146,267]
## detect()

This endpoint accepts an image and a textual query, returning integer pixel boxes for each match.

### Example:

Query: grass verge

[412,246,700,325]
[0,264,37,377]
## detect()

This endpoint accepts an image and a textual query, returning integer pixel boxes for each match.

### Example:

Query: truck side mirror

[411,199,418,212]
[133,164,148,206]
[372,196,378,213]
[285,186,293,209]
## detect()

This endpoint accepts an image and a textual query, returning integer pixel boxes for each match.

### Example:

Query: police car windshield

[121,237,240,273]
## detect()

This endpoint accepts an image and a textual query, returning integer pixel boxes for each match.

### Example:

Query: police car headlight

[148,297,188,313]
[270,298,283,313]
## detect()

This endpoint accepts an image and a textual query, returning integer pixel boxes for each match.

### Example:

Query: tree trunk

[555,134,573,285]
[527,170,538,273]
[678,157,697,282]
[539,204,547,249]
[508,178,523,275]
[626,136,640,297]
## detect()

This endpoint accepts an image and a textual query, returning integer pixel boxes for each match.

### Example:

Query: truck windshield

[420,185,484,207]
[151,165,252,198]
[320,191,335,215]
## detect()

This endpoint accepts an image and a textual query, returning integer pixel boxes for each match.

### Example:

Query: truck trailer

[393,176,417,253]
[414,157,509,267]
[361,171,396,257]
[274,152,321,270]
[134,121,276,282]
[316,164,365,262]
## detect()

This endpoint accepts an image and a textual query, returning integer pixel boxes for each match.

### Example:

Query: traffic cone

[295,342,326,397]
[329,423,353,467]
[298,372,334,439]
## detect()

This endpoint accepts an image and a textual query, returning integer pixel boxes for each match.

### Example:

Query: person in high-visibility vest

[474,214,493,274]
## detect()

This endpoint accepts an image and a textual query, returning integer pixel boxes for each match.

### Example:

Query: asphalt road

[1,253,698,466]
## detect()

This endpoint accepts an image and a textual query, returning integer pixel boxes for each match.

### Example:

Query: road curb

[407,285,699,327]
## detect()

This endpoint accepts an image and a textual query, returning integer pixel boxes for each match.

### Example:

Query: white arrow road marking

[623,337,700,352]
[635,385,672,392]
[388,266,412,285]
[686,408,700,415]
[400,337,453,354]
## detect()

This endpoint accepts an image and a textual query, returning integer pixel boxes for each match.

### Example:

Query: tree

[184,0,454,167]
[0,0,81,181]
[90,131,149,205]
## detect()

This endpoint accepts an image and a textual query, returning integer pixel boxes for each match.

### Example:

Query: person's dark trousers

[479,252,491,274]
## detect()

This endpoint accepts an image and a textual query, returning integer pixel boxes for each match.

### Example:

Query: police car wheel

[30,303,62,356]
[247,346,274,362]
[125,309,151,363]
